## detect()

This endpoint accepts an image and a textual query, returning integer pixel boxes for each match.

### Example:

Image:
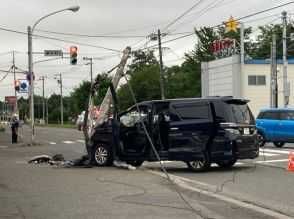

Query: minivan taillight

[220,122,240,134]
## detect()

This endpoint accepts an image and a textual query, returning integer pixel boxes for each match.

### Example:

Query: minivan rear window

[224,103,255,124]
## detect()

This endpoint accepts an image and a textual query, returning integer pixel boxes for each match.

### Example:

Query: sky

[0,0,293,101]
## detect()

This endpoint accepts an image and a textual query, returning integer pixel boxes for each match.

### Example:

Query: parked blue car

[256,108,294,147]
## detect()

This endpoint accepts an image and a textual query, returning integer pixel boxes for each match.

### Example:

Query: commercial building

[201,55,294,117]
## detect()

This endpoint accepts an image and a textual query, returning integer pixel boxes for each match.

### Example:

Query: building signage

[212,39,237,58]
[5,96,16,105]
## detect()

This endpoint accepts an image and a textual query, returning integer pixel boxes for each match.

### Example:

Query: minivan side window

[174,104,210,120]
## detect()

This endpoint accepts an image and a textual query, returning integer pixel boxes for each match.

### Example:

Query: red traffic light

[14,80,20,91]
[70,46,78,65]
[70,46,77,53]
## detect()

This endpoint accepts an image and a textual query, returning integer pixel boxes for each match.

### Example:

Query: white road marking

[260,148,292,155]
[0,146,8,148]
[76,140,85,143]
[258,152,280,157]
[255,159,289,163]
[62,141,75,144]
[49,142,56,145]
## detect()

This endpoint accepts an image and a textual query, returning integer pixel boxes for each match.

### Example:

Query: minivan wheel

[256,132,265,147]
[273,142,285,148]
[186,150,211,172]
[216,160,237,168]
[93,143,113,166]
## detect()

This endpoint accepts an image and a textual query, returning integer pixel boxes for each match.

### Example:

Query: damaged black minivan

[90,96,258,172]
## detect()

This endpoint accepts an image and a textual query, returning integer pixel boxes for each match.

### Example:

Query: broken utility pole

[92,46,131,131]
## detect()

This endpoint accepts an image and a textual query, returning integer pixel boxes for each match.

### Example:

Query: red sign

[5,96,16,105]
[212,39,234,53]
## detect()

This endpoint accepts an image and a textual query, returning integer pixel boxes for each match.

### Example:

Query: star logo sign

[223,16,240,33]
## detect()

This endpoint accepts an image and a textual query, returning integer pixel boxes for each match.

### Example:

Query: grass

[20,140,42,147]
[35,123,76,129]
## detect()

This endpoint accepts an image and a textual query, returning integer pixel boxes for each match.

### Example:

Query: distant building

[201,55,294,117]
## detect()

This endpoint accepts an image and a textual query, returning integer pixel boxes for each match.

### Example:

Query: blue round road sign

[20,82,27,90]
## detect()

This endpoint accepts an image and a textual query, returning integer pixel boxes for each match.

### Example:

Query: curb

[149,170,293,219]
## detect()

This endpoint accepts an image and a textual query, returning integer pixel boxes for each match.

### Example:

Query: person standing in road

[11,115,19,143]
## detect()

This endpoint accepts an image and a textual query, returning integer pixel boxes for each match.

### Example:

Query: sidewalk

[0,125,31,147]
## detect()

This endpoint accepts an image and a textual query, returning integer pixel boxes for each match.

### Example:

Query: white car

[76,111,85,131]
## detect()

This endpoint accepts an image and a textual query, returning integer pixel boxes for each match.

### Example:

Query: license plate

[244,128,249,135]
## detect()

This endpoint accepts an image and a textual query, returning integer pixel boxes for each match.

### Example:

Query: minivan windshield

[225,103,255,124]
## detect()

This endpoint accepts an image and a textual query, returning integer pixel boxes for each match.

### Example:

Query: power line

[0,26,120,52]
[236,1,294,20]
[0,66,13,83]
[161,0,205,32]
[35,29,146,38]
[163,0,227,35]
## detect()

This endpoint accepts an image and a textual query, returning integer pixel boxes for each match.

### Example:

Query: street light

[28,6,80,141]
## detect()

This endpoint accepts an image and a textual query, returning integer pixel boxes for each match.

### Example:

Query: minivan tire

[216,159,237,168]
[256,132,265,147]
[186,150,211,172]
[273,142,285,148]
[93,143,113,166]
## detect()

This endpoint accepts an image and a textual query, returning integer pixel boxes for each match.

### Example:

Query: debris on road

[27,154,65,165]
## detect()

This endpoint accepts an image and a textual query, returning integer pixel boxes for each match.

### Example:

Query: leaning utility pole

[94,47,131,128]
[270,34,278,108]
[282,11,289,107]
[158,29,165,100]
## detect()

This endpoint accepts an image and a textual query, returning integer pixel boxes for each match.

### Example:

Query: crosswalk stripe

[255,159,289,163]
[260,148,292,155]
[49,142,56,145]
[258,152,280,157]
[76,140,85,143]
[63,141,75,144]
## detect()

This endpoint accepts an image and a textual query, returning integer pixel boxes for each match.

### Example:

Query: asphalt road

[0,125,293,218]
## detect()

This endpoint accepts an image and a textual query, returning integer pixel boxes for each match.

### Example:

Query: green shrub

[0,126,5,132]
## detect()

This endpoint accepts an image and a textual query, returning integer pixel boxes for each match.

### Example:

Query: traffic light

[14,80,20,91]
[70,46,78,65]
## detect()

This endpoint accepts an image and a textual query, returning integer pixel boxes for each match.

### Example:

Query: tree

[248,23,294,59]
[70,74,112,115]
[117,50,161,110]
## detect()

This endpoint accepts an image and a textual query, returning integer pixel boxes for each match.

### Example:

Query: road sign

[44,50,63,56]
